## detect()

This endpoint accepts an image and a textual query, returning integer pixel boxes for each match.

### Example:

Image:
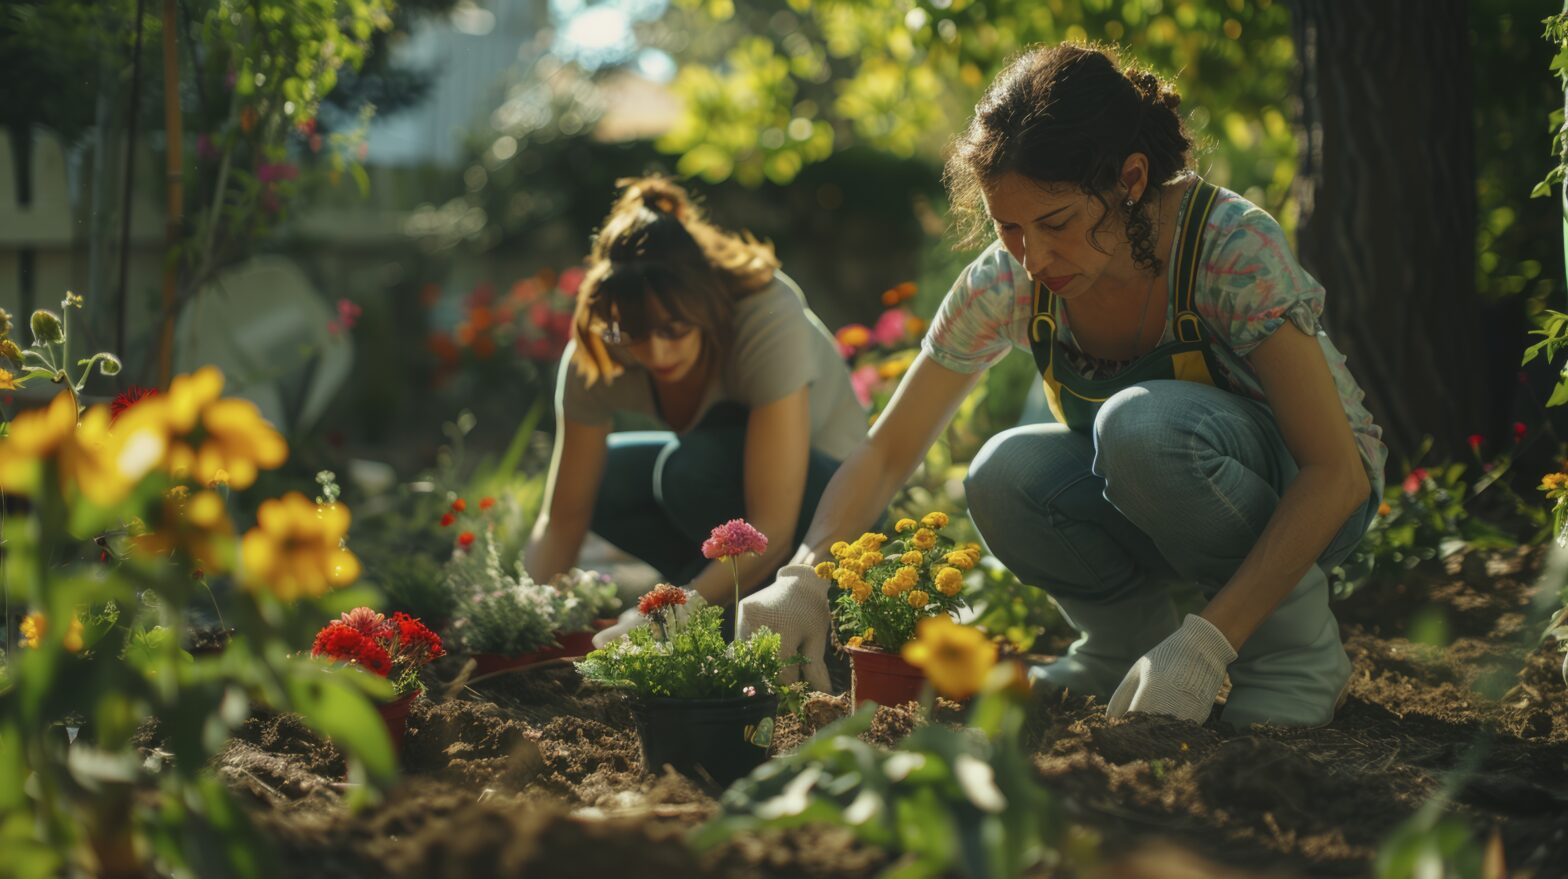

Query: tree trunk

[1290,0,1483,462]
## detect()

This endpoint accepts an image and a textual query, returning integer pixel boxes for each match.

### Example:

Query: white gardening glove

[591,589,700,648]
[736,564,832,692]
[1107,614,1237,724]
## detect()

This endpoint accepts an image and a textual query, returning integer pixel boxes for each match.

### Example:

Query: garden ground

[210,545,1568,878]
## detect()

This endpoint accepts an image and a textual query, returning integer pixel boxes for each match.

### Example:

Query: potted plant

[816,512,983,707]
[575,582,799,789]
[443,527,615,673]
[311,607,445,754]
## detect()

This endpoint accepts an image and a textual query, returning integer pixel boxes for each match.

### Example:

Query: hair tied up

[1128,68,1181,111]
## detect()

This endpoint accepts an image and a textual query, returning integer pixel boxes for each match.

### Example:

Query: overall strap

[1173,180,1221,344]
[1028,279,1057,376]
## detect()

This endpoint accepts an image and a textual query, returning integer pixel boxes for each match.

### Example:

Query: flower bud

[94,353,122,375]
[0,306,11,338]
[31,309,64,345]
[0,339,20,362]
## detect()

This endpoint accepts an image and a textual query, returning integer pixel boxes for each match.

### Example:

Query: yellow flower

[963,542,981,554]
[19,612,83,652]
[902,616,997,700]
[1540,472,1568,492]
[20,612,44,649]
[921,511,949,529]
[1377,501,1393,517]
[895,518,917,533]
[851,582,872,603]
[863,627,875,641]
[856,532,887,549]
[0,390,77,495]
[944,551,975,571]
[901,551,922,565]
[814,561,837,579]
[911,528,936,550]
[133,489,235,573]
[936,566,964,596]
[860,551,884,567]
[836,570,864,591]
[830,541,851,559]
[881,581,902,597]
[190,398,287,489]
[240,493,360,601]
[846,636,864,649]
[0,368,15,390]
[907,589,929,609]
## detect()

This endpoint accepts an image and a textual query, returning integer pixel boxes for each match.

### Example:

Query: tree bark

[1290,0,1483,462]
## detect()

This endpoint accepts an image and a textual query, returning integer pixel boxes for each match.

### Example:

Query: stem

[727,558,741,640]
[200,576,227,632]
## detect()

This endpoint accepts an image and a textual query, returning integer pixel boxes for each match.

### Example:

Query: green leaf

[284,667,396,782]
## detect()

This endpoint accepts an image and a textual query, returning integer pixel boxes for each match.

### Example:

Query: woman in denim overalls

[739,43,1386,728]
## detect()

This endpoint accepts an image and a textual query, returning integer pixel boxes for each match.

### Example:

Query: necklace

[1128,270,1159,357]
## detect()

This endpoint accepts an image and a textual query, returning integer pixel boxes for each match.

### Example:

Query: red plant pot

[469,648,557,676]
[375,689,420,756]
[846,644,928,708]
[554,629,597,657]
[592,617,619,631]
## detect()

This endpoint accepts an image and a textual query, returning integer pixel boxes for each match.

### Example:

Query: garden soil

[214,545,1568,878]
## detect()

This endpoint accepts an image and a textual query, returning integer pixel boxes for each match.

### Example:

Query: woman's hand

[1106,614,1237,723]
[736,565,833,691]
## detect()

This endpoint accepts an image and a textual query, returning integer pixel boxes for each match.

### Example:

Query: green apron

[1028,179,1225,431]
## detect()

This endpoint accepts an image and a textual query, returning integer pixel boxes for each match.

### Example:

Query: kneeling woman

[524,177,866,628]
[740,44,1386,726]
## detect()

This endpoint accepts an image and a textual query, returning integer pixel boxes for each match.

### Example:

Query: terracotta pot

[374,689,420,756]
[554,629,597,657]
[469,648,558,676]
[846,644,927,708]
[629,692,779,790]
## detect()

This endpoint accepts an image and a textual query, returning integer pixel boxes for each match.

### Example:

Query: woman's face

[982,172,1132,299]
[610,297,704,384]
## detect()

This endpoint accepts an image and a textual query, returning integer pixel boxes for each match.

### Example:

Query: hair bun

[1128,69,1181,111]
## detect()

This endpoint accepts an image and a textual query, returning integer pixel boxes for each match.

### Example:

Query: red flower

[479,497,495,511]
[458,531,475,548]
[440,513,455,527]
[702,519,768,561]
[638,584,689,617]
[390,612,445,663]
[111,386,160,422]
[1514,421,1528,444]
[1467,434,1484,452]
[311,622,392,677]
[452,498,467,512]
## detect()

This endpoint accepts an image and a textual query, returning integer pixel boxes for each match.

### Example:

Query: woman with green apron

[738,43,1386,728]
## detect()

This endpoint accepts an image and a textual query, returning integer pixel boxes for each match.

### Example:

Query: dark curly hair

[944,42,1193,275]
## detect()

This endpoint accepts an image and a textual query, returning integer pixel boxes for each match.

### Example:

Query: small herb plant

[575,586,798,699]
[818,512,981,652]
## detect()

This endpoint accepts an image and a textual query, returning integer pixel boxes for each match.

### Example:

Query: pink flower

[850,364,880,408]
[257,162,299,184]
[872,308,909,347]
[328,298,362,337]
[339,606,387,636]
[702,519,768,561]
[1402,468,1428,496]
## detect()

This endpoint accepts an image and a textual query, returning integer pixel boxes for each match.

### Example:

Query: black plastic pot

[629,691,779,789]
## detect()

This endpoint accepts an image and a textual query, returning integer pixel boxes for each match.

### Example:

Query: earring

[1124,198,1135,209]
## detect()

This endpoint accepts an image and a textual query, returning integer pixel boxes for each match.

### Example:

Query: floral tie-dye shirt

[921,181,1387,496]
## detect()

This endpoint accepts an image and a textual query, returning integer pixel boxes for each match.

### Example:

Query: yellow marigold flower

[895,518,917,533]
[901,550,922,565]
[936,566,964,595]
[963,542,981,554]
[902,616,997,700]
[0,368,16,390]
[856,531,887,548]
[838,571,864,591]
[1377,501,1393,517]
[911,528,936,550]
[839,557,865,575]
[882,581,902,597]
[895,564,919,583]
[907,589,929,609]
[1539,472,1568,492]
[851,582,872,603]
[19,612,83,652]
[860,551,884,567]
[240,492,360,601]
[944,551,975,571]
[20,612,44,649]
[830,541,852,559]
[921,511,949,529]
[846,636,864,649]
[814,561,836,579]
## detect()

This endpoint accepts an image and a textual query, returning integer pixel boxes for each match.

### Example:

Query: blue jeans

[590,403,843,585]
[965,381,1376,605]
